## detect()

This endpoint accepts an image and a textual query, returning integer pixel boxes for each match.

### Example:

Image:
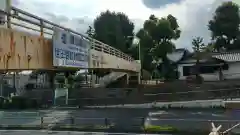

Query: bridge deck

[0,5,140,72]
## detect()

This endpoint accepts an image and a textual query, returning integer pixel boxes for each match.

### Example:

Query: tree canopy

[84,1,240,81]
[191,37,206,79]
[208,1,240,51]
[134,14,181,80]
[192,37,206,53]
[86,10,134,54]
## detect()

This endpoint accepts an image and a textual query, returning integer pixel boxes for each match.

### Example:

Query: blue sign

[52,28,89,68]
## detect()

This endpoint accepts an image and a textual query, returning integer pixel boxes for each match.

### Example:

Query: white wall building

[177,52,240,81]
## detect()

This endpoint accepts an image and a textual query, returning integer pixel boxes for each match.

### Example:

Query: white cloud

[12,0,230,50]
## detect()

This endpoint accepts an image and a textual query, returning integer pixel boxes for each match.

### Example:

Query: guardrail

[0,116,145,133]
[0,116,239,133]
[0,6,134,62]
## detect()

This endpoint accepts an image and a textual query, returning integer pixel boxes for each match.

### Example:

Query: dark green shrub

[26,99,38,109]
[0,96,5,109]
[11,96,28,109]
[2,99,11,109]
[0,96,40,109]
[25,83,35,91]
[55,74,65,84]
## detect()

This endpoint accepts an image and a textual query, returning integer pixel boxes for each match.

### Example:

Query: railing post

[40,117,43,128]
[70,116,74,126]
[141,117,145,126]
[104,118,108,126]
[141,117,145,133]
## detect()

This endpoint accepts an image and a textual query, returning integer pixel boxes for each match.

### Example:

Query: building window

[199,66,215,74]
[70,35,74,44]
[61,33,67,44]
[183,65,226,76]
[183,66,192,76]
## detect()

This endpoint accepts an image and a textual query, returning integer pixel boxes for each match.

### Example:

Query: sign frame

[52,27,90,69]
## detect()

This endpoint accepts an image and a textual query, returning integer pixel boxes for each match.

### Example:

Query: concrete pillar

[126,74,129,85]
[91,70,94,87]
[64,72,69,105]
[138,72,141,85]
[12,72,16,89]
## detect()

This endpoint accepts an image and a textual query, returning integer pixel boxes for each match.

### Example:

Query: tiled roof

[212,52,240,62]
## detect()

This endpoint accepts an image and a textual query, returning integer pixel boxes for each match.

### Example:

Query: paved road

[0,109,148,131]
[0,130,157,135]
[87,99,226,108]
[0,109,240,132]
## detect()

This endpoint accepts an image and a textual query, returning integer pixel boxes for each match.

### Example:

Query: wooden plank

[0,28,53,70]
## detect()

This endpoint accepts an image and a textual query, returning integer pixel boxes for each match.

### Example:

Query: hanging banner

[52,27,90,68]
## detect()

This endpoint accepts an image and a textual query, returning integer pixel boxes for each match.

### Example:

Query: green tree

[208,1,240,51]
[86,26,95,38]
[135,29,155,72]
[136,14,181,80]
[191,37,206,83]
[192,37,205,53]
[204,43,215,52]
[86,10,134,54]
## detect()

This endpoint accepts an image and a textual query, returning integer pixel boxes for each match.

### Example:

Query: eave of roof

[211,52,240,62]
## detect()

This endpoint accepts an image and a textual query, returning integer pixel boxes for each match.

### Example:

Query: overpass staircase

[95,72,128,88]
[15,70,129,97]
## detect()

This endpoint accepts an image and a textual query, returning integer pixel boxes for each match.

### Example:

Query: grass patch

[57,124,113,130]
[143,125,177,132]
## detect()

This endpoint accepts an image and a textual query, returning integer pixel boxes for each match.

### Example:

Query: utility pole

[138,42,141,84]
[127,36,141,84]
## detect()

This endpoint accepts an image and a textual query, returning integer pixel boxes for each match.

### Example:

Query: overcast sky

[12,0,239,50]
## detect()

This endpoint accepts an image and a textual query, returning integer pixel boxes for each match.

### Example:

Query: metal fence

[0,115,144,132]
[68,87,240,106]
[0,115,240,133]
[22,86,240,107]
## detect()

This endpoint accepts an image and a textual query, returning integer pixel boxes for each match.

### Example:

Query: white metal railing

[0,6,135,64]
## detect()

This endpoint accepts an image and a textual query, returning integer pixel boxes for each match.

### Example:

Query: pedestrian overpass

[0,4,141,88]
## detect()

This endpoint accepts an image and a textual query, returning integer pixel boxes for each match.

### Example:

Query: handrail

[0,6,134,62]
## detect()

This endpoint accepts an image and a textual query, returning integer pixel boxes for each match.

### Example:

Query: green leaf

[208,1,240,51]
[90,10,135,54]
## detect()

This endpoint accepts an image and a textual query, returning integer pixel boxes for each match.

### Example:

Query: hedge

[0,96,39,109]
